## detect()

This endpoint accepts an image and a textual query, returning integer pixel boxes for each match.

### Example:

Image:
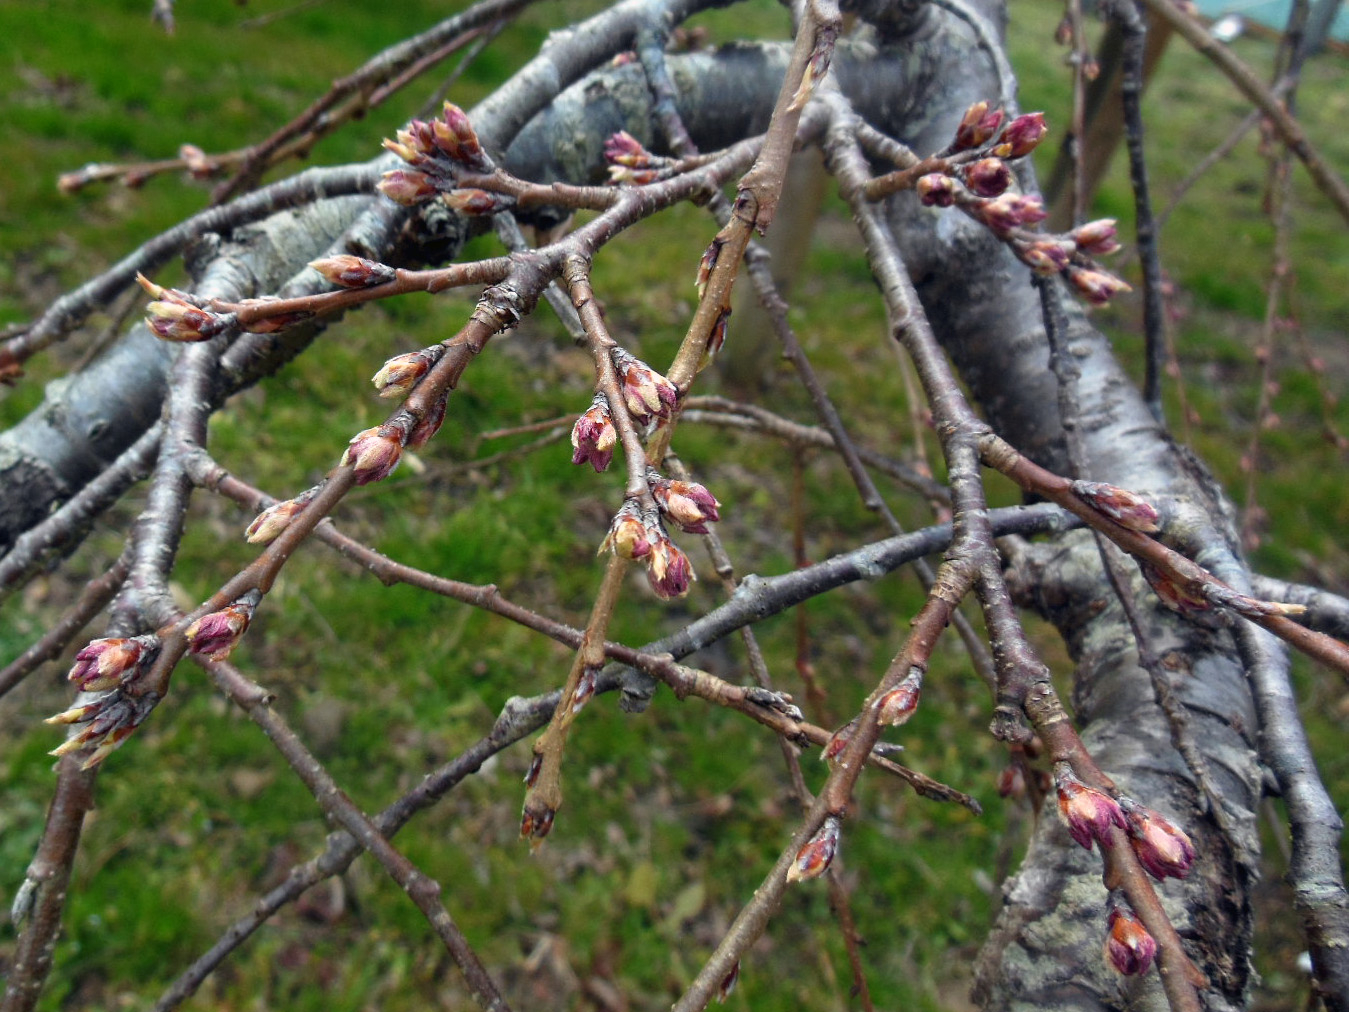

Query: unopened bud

[600,501,653,561]
[341,427,403,484]
[179,143,213,179]
[994,112,1049,158]
[975,193,1046,234]
[378,169,437,205]
[613,349,677,424]
[875,671,921,726]
[372,350,434,399]
[66,635,157,692]
[787,815,841,883]
[444,188,513,216]
[965,158,1011,198]
[520,802,556,849]
[1123,803,1196,880]
[571,394,616,473]
[145,300,225,342]
[1019,240,1073,275]
[696,238,724,298]
[245,488,317,544]
[651,472,721,534]
[311,254,396,289]
[1068,267,1132,306]
[185,590,261,662]
[604,130,651,168]
[917,173,957,208]
[524,752,543,788]
[406,391,449,450]
[1054,764,1125,851]
[646,534,693,600]
[997,764,1027,799]
[572,665,600,714]
[1072,480,1161,533]
[1072,219,1121,256]
[716,961,740,1004]
[440,103,486,169]
[1104,907,1157,976]
[953,101,1004,151]
[822,720,856,766]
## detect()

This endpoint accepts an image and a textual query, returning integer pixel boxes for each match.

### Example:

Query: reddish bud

[444,188,512,216]
[1072,219,1121,256]
[607,165,660,185]
[604,130,651,169]
[49,690,156,768]
[875,671,921,726]
[520,803,556,848]
[716,961,740,1004]
[645,534,693,600]
[571,394,616,472]
[1140,561,1214,618]
[341,427,403,484]
[66,636,157,692]
[997,764,1027,799]
[787,815,841,883]
[378,169,437,205]
[1104,907,1157,976]
[1055,764,1125,851]
[696,238,724,298]
[917,173,957,208]
[1123,804,1196,880]
[822,721,855,765]
[179,143,213,179]
[572,665,600,714]
[1072,480,1161,533]
[613,349,677,424]
[310,254,396,289]
[406,391,449,451]
[600,501,653,561]
[1019,240,1073,276]
[651,472,721,534]
[1069,267,1132,306]
[372,350,434,399]
[245,488,316,544]
[145,300,225,342]
[995,112,1049,158]
[185,591,260,662]
[953,101,1004,151]
[524,752,543,788]
[965,158,1012,198]
[974,193,1046,234]
[702,308,729,368]
[440,103,486,169]
[1055,15,1074,44]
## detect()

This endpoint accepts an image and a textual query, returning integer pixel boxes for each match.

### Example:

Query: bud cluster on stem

[599,502,695,599]
[47,634,165,768]
[377,102,503,213]
[603,130,670,185]
[137,272,229,343]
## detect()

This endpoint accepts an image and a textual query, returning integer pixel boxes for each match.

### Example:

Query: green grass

[2,1,1347,1010]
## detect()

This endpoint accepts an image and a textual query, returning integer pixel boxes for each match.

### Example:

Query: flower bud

[650,471,721,534]
[974,193,1047,234]
[377,169,437,205]
[875,671,921,726]
[310,254,396,289]
[440,103,486,169]
[994,112,1049,158]
[372,350,434,399]
[1140,561,1215,618]
[1123,803,1196,880]
[571,394,617,473]
[341,426,403,484]
[613,349,677,424]
[965,158,1011,198]
[245,488,317,544]
[186,591,261,662]
[917,173,957,208]
[997,764,1027,799]
[952,101,1004,151]
[599,501,653,561]
[645,534,693,600]
[604,130,652,168]
[1072,480,1161,533]
[822,720,856,766]
[1019,240,1073,276]
[444,189,513,216]
[406,391,449,451]
[1054,764,1125,851]
[520,802,556,849]
[179,143,213,179]
[787,815,841,883]
[702,308,729,369]
[607,165,660,185]
[1104,907,1157,976]
[145,300,225,342]
[1071,219,1121,256]
[1068,267,1132,306]
[66,635,157,692]
[49,690,156,768]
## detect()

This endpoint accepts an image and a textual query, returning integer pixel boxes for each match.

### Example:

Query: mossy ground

[1,1,1346,1009]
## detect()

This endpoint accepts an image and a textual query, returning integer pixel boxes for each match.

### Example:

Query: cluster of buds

[611,348,678,426]
[185,589,261,663]
[571,393,617,472]
[310,254,397,289]
[341,424,406,484]
[1071,480,1161,534]
[1121,800,1196,880]
[971,193,1048,235]
[377,102,499,211]
[950,103,1049,160]
[137,273,229,343]
[874,668,922,726]
[787,815,841,883]
[1054,763,1126,851]
[1104,905,1157,976]
[599,501,693,599]
[604,130,668,185]
[648,469,721,534]
[1016,238,1074,276]
[372,348,438,399]
[245,486,319,544]
[64,635,159,692]
[48,690,158,769]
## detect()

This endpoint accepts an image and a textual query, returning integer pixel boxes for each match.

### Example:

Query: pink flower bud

[917,173,957,208]
[974,193,1047,234]
[995,112,1049,158]
[381,137,422,165]
[1068,267,1132,306]
[245,488,316,544]
[1140,561,1214,618]
[1055,765,1126,851]
[875,671,921,726]
[787,815,841,883]
[952,101,1004,151]
[607,165,660,186]
[440,103,486,169]
[377,169,438,205]
[965,158,1011,197]
[145,300,225,342]
[651,472,721,534]
[66,635,157,692]
[310,255,396,289]
[185,591,260,662]
[1072,481,1161,533]
[444,189,512,216]
[604,130,651,168]
[179,143,213,179]
[372,350,434,399]
[613,349,677,424]
[341,427,403,484]
[1104,907,1157,976]
[1072,219,1121,256]
[49,690,156,768]
[1019,240,1073,276]
[406,391,449,450]
[571,395,616,472]
[716,961,740,1004]
[1123,804,1196,880]
[645,534,693,599]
